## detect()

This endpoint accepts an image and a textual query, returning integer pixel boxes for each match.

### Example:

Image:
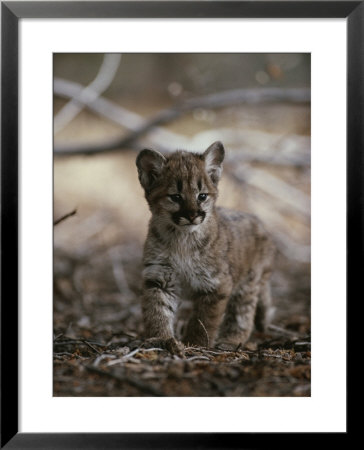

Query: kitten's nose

[188,211,198,221]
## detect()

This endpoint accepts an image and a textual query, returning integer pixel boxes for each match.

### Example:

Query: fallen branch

[54,80,310,155]
[117,87,310,148]
[54,352,79,358]
[268,324,300,337]
[54,338,105,347]
[187,356,211,361]
[54,77,183,154]
[226,169,310,263]
[108,247,134,298]
[54,54,122,134]
[82,340,102,354]
[228,165,310,218]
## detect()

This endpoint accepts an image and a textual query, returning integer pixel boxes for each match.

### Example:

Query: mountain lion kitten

[136,141,275,354]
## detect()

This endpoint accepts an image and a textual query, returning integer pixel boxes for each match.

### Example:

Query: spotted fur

[136,141,275,351]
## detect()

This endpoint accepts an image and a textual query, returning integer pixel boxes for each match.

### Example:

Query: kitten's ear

[203,141,225,185]
[136,148,166,192]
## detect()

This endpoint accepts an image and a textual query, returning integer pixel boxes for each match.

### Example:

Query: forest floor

[53,59,311,397]
[53,234,311,397]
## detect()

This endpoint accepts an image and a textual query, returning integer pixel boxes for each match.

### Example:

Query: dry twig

[54,209,77,226]
[197,319,210,348]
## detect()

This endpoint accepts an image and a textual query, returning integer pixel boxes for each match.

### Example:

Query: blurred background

[53,54,311,396]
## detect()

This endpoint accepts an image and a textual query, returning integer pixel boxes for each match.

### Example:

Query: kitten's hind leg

[254,270,274,332]
[215,275,260,351]
[182,290,230,348]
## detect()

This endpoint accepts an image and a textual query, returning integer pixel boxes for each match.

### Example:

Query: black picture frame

[1,1,358,448]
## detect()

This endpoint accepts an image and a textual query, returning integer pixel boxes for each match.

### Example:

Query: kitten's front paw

[142,337,184,357]
[214,340,242,352]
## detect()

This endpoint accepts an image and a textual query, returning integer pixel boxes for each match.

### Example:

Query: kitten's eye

[198,193,208,202]
[169,194,182,203]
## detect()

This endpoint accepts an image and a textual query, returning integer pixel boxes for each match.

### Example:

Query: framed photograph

[1,1,358,448]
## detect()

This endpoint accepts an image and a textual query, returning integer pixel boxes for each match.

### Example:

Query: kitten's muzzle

[187,211,199,221]
[182,210,206,225]
[172,210,206,226]
[184,210,206,225]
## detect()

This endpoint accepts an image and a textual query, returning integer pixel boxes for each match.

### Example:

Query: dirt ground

[53,148,310,397]
[53,242,310,397]
[53,72,311,396]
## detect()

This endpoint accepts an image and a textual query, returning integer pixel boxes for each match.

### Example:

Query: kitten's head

[136,141,225,230]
